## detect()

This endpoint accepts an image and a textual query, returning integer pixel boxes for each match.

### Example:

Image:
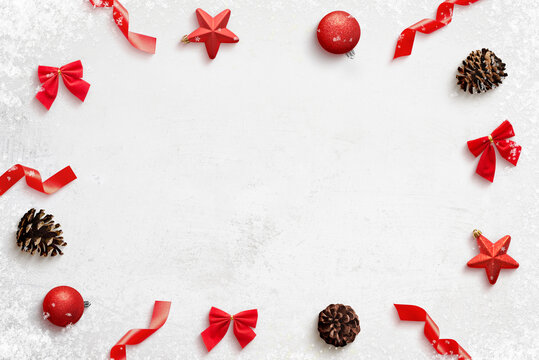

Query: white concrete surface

[0,0,538,359]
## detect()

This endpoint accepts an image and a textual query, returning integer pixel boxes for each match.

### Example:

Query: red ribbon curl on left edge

[467,120,521,182]
[394,0,481,59]
[0,165,77,196]
[36,60,90,110]
[110,301,171,360]
[201,307,258,352]
[394,304,471,360]
[89,0,156,54]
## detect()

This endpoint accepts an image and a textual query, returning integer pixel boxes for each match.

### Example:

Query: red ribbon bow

[90,0,156,54]
[36,60,90,110]
[110,301,171,360]
[0,164,77,196]
[394,0,481,59]
[394,304,471,360]
[467,120,521,182]
[201,307,258,352]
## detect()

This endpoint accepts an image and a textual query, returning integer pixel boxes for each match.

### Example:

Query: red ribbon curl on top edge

[201,307,258,352]
[394,0,481,59]
[467,120,521,182]
[394,304,471,360]
[0,165,77,196]
[36,60,90,110]
[110,301,171,360]
[90,0,156,54]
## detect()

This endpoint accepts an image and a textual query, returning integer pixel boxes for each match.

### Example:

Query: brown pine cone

[16,208,66,257]
[456,48,507,94]
[318,304,360,347]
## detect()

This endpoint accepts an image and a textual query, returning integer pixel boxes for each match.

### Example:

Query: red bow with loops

[201,307,258,351]
[36,60,90,110]
[467,120,521,182]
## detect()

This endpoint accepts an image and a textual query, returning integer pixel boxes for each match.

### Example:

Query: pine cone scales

[318,304,360,347]
[457,48,507,94]
[16,209,66,257]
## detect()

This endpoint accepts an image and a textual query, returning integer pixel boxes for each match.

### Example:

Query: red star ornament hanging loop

[317,11,361,58]
[182,8,239,59]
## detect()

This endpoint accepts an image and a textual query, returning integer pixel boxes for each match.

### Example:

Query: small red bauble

[43,286,88,327]
[317,11,361,56]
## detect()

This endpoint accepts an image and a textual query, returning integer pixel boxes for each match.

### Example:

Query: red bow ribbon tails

[394,304,471,360]
[0,165,77,196]
[36,60,90,110]
[89,0,156,54]
[201,307,258,352]
[467,120,521,182]
[394,0,481,59]
[110,301,171,360]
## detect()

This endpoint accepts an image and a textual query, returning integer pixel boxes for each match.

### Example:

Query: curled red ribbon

[201,307,258,352]
[394,0,481,59]
[90,0,156,54]
[394,304,471,360]
[36,60,90,110]
[0,165,77,196]
[110,301,171,360]
[467,120,521,182]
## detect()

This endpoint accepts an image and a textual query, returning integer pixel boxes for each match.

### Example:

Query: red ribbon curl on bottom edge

[394,304,471,360]
[110,301,171,360]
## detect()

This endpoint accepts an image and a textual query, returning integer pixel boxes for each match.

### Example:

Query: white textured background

[1,0,538,359]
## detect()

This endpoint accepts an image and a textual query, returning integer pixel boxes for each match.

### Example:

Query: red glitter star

[183,8,239,59]
[467,230,519,285]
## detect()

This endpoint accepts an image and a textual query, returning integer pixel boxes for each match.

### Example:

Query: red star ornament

[467,230,519,285]
[182,8,239,59]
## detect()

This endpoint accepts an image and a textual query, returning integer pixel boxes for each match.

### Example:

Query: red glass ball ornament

[317,11,361,55]
[42,286,88,327]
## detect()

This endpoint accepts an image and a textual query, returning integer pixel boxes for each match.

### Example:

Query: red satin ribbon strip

[36,60,90,110]
[110,301,171,360]
[89,0,156,54]
[201,307,258,352]
[467,120,521,182]
[394,304,471,360]
[0,165,77,196]
[394,0,481,59]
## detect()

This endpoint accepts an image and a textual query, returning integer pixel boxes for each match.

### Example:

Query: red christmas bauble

[42,286,86,327]
[317,11,361,55]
